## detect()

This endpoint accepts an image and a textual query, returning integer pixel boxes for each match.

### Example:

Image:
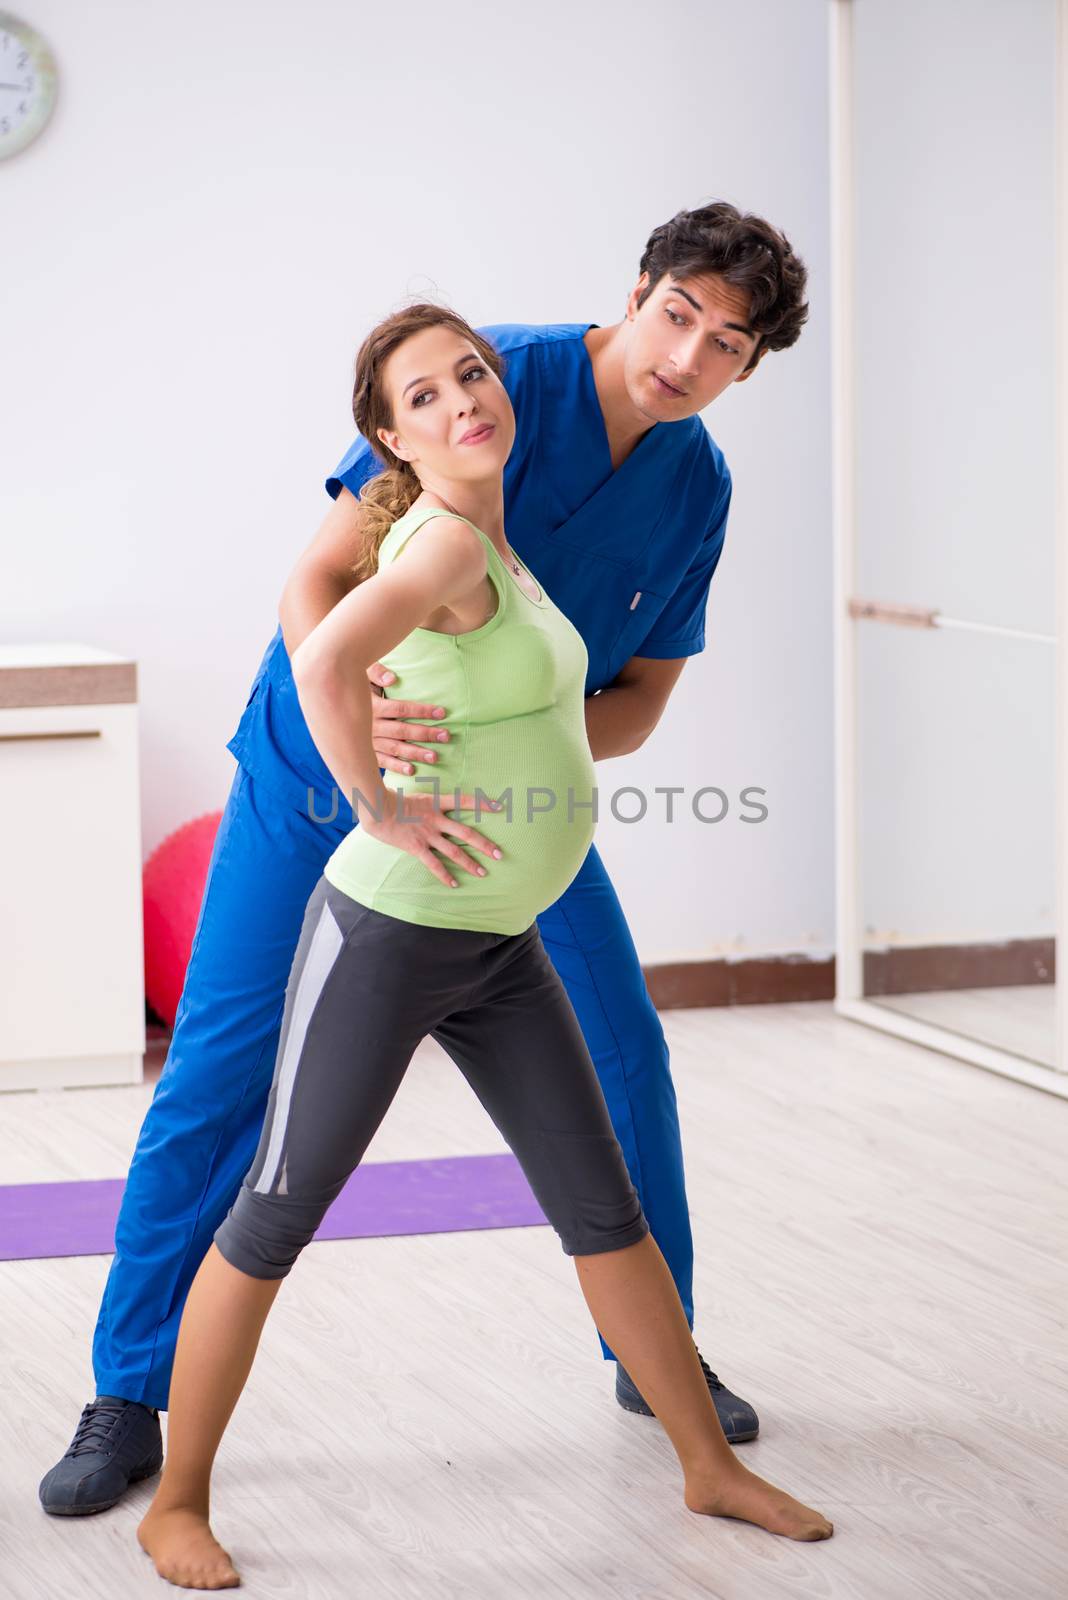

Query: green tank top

[323,504,597,935]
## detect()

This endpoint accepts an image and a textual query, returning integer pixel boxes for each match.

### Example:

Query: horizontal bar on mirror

[0,729,103,742]
[849,599,936,628]
[849,598,1054,645]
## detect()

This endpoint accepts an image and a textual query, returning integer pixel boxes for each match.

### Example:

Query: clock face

[0,11,57,160]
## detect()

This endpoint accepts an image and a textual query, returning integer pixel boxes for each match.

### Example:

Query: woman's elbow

[291,638,340,702]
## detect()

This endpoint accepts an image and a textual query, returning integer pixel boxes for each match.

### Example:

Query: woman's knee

[559,1202,650,1258]
[212,1185,323,1281]
[530,1129,650,1256]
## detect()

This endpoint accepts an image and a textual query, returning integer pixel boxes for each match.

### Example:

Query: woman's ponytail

[349,463,422,583]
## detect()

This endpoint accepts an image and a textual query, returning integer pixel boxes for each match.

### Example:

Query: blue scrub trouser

[93,764,694,1410]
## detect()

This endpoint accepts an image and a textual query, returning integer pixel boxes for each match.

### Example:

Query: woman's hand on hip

[357,781,504,889]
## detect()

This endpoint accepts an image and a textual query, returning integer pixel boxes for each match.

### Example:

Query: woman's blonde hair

[349,303,504,582]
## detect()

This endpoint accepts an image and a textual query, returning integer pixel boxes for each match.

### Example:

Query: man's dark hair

[637,201,808,371]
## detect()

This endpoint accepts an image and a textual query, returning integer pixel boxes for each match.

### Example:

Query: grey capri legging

[214,876,650,1280]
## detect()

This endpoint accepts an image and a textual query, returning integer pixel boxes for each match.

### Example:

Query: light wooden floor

[2,1002,1066,1600]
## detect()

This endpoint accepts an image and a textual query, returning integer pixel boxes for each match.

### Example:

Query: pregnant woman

[135,303,832,1588]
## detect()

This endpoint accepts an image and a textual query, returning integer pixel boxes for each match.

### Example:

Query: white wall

[2,0,832,964]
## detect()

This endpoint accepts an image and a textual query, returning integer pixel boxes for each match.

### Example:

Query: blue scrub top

[229,322,731,809]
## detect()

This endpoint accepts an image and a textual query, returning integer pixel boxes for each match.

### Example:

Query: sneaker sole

[40,1453,164,1517]
[616,1390,759,1442]
[615,1389,656,1417]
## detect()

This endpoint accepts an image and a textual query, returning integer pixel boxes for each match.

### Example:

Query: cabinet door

[0,702,144,1076]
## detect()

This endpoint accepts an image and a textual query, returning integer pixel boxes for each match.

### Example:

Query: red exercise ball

[142,811,223,1029]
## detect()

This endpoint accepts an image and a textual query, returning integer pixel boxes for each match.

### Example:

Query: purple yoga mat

[0,1153,548,1263]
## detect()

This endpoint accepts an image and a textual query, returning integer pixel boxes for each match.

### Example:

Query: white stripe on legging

[254,897,345,1195]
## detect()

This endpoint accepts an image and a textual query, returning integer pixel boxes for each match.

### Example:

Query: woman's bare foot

[685,1462,834,1542]
[137,1503,240,1589]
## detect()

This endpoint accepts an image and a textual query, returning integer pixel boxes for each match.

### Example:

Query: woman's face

[377,325,515,484]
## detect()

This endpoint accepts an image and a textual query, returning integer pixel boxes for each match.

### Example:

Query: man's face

[622,270,766,422]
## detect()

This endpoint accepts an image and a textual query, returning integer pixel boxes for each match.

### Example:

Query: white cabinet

[0,645,145,1090]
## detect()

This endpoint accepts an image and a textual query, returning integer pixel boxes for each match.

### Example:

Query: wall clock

[0,12,57,160]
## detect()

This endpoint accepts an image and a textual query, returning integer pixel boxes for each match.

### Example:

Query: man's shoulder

[676,416,731,493]
[477,322,591,359]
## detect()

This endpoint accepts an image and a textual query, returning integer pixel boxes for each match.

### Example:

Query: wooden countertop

[0,644,137,708]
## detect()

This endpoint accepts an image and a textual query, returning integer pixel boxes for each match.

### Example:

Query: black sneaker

[38,1397,163,1516]
[615,1349,760,1442]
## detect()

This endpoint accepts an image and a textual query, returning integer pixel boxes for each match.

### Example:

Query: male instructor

[40,200,808,1515]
